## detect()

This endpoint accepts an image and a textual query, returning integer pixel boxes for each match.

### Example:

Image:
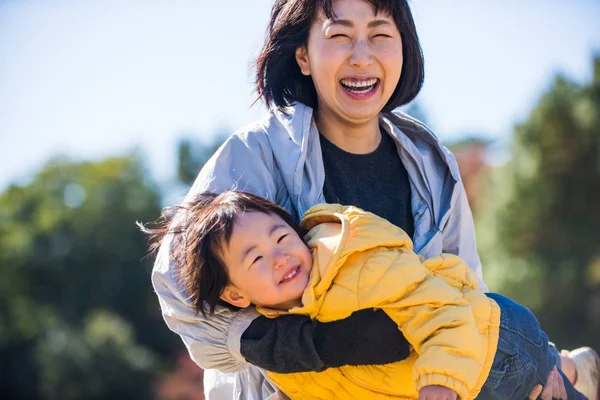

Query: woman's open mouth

[340,78,380,99]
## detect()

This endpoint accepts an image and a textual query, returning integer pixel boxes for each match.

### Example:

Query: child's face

[219,211,313,310]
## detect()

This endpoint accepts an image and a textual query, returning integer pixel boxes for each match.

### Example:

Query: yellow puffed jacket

[258,204,501,400]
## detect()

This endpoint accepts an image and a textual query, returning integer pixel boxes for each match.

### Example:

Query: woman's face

[296,0,403,126]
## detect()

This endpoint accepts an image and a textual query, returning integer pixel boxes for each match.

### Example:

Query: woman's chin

[340,107,382,125]
[333,101,384,123]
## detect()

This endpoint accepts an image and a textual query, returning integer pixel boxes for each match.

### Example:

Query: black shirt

[320,129,414,238]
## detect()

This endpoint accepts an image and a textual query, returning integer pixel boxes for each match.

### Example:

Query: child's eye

[331,34,349,39]
[277,234,288,243]
[373,34,391,39]
[252,256,263,265]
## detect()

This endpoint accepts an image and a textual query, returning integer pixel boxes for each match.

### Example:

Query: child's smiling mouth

[280,266,300,283]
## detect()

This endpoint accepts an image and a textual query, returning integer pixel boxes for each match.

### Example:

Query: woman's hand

[528,366,568,400]
[418,385,458,400]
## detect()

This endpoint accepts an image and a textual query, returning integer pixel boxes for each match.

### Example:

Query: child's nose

[273,252,290,269]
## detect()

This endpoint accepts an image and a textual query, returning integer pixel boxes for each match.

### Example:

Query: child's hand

[418,385,458,400]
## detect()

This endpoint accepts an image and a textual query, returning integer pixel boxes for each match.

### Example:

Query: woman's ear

[295,46,311,76]
[220,286,252,308]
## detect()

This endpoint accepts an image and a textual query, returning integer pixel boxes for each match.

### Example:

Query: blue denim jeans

[477,293,586,400]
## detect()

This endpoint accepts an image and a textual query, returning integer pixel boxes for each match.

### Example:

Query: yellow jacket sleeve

[421,253,479,292]
[356,249,484,400]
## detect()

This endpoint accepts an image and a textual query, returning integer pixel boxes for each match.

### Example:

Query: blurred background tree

[177,133,228,186]
[0,154,179,399]
[477,56,600,350]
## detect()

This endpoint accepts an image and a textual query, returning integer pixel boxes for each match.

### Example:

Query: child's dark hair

[140,191,302,316]
[255,0,424,112]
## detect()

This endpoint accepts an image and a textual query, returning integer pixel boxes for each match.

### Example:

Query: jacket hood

[258,204,413,318]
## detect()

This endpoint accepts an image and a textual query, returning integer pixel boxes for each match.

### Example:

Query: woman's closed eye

[277,234,288,243]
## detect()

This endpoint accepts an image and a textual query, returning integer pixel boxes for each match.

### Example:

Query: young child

[145,190,588,400]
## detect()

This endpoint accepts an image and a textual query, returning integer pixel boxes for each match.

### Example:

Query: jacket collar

[271,103,460,182]
[266,103,460,232]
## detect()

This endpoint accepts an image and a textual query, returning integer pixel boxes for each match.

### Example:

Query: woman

[152,0,597,399]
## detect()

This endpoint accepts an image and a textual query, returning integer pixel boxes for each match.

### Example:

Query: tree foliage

[478,57,600,350]
[177,133,228,186]
[0,154,179,398]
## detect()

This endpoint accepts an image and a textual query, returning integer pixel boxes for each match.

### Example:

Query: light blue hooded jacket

[151,103,488,399]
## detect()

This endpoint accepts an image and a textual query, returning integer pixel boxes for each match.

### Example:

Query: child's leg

[477,293,585,400]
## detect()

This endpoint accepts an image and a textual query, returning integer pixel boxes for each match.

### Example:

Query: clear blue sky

[1,0,599,190]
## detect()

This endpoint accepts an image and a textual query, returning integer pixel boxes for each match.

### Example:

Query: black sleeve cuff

[241,309,411,373]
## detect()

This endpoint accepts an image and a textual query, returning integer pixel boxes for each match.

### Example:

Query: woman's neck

[315,108,381,154]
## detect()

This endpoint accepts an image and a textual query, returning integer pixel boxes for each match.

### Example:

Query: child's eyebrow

[240,223,288,263]
[269,223,288,236]
[241,245,257,263]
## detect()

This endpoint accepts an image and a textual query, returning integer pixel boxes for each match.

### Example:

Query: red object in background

[155,351,205,400]
[449,139,490,212]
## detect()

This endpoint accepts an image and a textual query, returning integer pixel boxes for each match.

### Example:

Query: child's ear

[220,286,251,308]
[295,46,311,76]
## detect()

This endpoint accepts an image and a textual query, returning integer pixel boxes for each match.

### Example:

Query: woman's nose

[349,39,374,69]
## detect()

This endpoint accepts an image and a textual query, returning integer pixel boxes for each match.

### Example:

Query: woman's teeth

[340,78,378,93]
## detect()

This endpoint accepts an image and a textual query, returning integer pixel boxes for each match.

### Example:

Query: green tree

[0,154,179,398]
[177,132,228,186]
[478,57,600,350]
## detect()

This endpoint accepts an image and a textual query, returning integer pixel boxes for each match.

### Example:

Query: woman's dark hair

[255,0,424,112]
[139,191,301,316]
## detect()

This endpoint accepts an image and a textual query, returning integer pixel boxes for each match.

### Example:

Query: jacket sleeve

[152,132,277,372]
[356,250,484,400]
[242,309,411,373]
[421,253,479,292]
[442,177,489,292]
[152,233,257,372]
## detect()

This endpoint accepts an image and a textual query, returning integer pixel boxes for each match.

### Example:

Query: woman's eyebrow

[326,19,392,28]
[368,20,392,28]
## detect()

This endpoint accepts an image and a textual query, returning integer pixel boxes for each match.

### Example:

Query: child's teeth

[284,268,298,280]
